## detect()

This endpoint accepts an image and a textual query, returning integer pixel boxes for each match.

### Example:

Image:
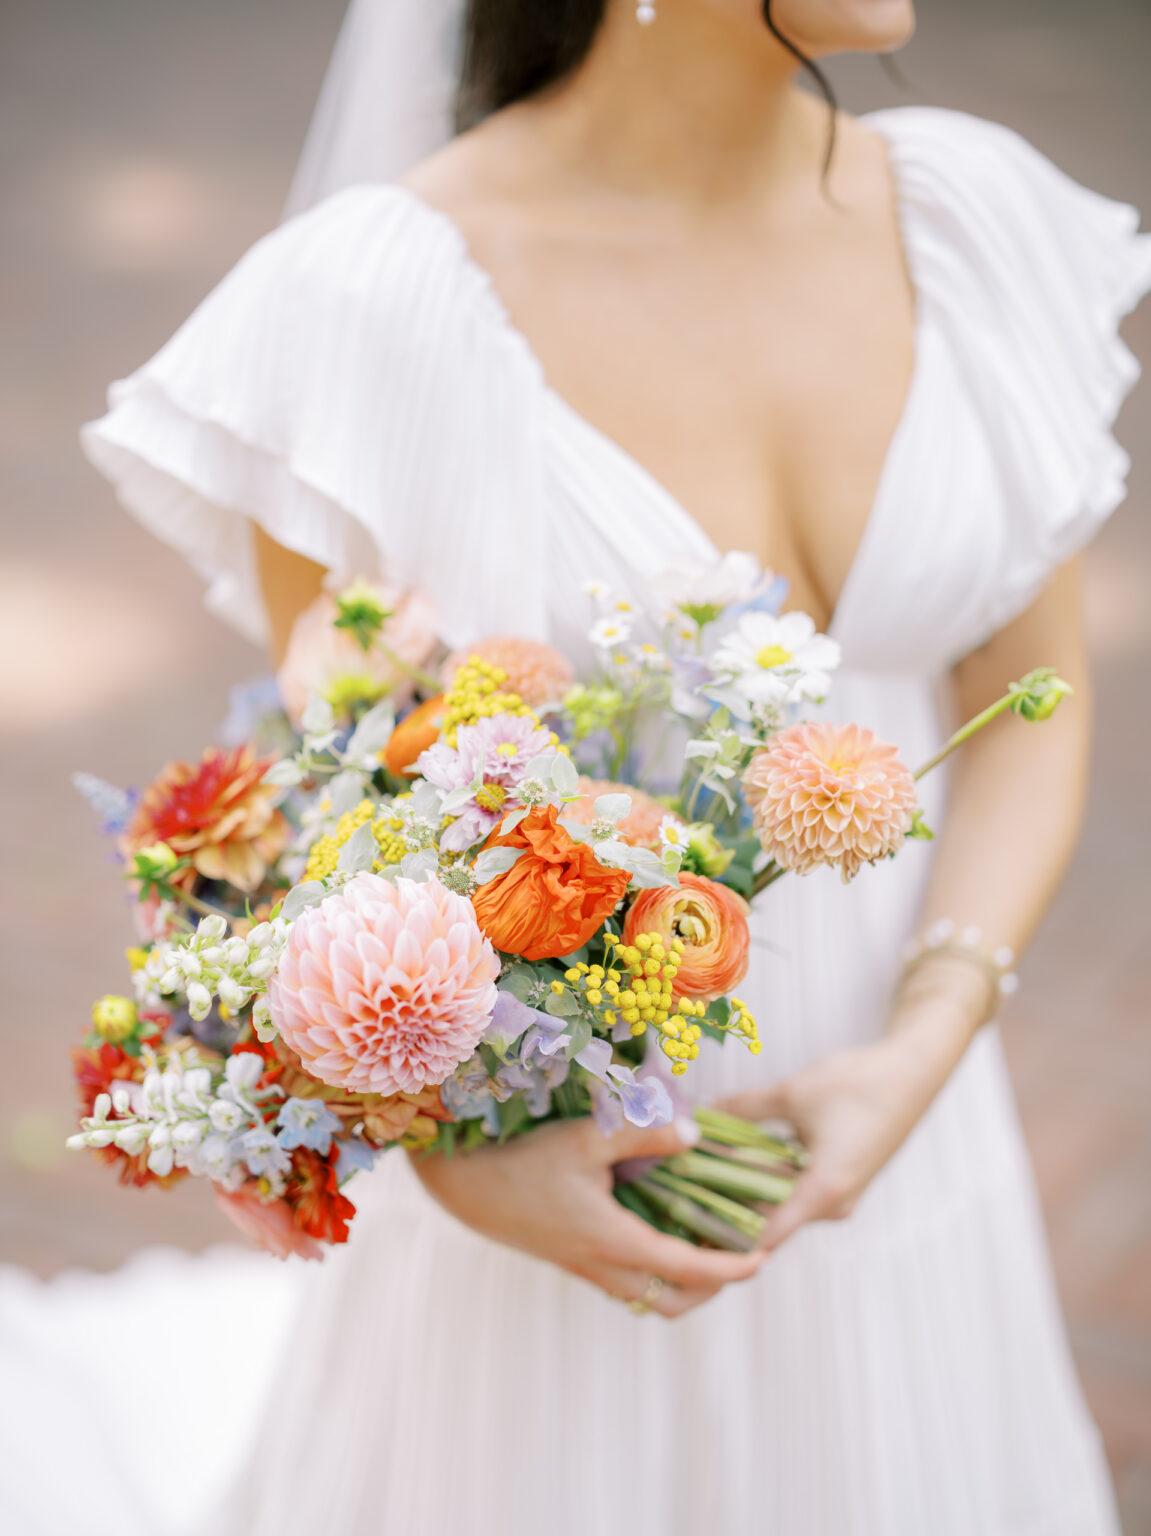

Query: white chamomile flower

[589,616,634,649]
[634,642,670,671]
[582,579,612,602]
[658,816,690,853]
[710,611,841,710]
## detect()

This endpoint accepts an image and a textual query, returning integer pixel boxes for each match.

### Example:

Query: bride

[76,0,1149,1531]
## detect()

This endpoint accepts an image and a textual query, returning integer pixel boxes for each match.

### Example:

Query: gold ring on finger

[627,1274,666,1315]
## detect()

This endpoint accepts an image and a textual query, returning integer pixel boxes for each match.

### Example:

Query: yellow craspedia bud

[602,1010,617,1026]
[564,968,581,983]
[91,995,137,1043]
[586,989,603,1006]
[550,980,566,995]
[635,934,652,952]
[621,1007,641,1025]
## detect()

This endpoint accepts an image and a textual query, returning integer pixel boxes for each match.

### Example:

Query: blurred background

[1,0,1148,1525]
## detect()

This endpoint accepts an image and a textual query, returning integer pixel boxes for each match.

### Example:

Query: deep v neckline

[390,115,924,642]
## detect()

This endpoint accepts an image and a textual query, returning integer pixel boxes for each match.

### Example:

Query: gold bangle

[898,922,1018,1025]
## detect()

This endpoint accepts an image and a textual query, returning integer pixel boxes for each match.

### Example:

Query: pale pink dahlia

[268,874,500,1095]
[442,636,575,707]
[277,584,439,728]
[742,722,918,883]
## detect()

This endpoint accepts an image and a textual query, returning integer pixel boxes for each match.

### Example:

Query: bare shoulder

[400,106,541,233]
[827,110,904,222]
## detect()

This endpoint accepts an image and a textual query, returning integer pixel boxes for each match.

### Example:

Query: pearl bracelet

[898,919,1019,1022]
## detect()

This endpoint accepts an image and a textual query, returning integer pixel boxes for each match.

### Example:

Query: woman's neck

[520,3,827,211]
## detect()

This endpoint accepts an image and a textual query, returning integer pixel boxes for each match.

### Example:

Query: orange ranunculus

[382,694,445,776]
[471,806,630,961]
[624,873,750,1000]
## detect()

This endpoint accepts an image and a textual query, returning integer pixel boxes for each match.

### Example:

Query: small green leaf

[544,989,579,1018]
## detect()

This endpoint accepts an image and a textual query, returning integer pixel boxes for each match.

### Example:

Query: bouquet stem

[615,1107,804,1251]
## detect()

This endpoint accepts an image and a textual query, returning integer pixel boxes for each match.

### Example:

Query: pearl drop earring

[637,1,657,23]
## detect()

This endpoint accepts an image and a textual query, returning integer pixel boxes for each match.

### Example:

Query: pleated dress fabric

[73,108,1151,1535]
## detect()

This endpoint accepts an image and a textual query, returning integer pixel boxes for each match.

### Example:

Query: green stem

[693,1107,806,1164]
[372,638,444,696]
[632,1177,757,1252]
[912,691,1014,781]
[750,860,787,897]
[662,1150,795,1206]
[169,888,233,923]
[646,1168,766,1240]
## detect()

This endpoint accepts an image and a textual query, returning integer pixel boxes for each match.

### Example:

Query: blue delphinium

[276,1097,343,1157]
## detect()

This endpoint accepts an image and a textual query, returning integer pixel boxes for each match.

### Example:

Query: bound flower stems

[617,1106,806,1251]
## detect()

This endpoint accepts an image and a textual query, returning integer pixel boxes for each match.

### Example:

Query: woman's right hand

[411,1117,764,1318]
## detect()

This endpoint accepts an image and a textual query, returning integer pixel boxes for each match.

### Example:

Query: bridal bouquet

[69,559,1068,1256]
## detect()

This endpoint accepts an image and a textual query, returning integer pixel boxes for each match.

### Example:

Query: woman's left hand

[720,984,978,1252]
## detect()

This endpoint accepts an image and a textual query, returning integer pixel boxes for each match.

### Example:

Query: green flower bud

[135,841,179,875]
[680,823,735,878]
[1009,668,1074,722]
[333,581,393,651]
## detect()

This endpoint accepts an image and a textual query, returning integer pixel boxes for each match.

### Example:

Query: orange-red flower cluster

[124,745,288,893]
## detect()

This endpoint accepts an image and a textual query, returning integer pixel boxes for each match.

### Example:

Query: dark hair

[456,1,838,172]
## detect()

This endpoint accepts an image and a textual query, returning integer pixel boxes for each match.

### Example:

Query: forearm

[889,563,1092,1067]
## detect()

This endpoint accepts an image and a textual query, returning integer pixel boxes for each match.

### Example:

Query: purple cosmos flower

[417,713,556,852]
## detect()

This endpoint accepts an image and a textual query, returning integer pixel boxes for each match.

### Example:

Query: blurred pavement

[1,0,1148,1526]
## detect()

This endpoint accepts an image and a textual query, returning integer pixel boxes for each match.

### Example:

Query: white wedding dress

[8,107,1149,1535]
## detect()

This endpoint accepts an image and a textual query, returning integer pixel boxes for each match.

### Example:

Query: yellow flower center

[475,782,508,812]
[754,643,793,670]
[495,742,519,759]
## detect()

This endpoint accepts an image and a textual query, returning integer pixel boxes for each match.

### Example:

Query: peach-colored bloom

[124,746,287,894]
[569,778,673,851]
[214,1184,325,1261]
[270,1041,451,1149]
[624,873,750,1000]
[442,636,575,708]
[268,874,499,1096]
[742,721,917,882]
[277,584,439,728]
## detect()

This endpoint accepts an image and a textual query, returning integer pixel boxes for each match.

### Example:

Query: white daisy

[589,615,634,649]
[710,610,841,709]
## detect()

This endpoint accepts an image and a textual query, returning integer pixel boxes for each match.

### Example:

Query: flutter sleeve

[873,107,1151,644]
[82,186,548,648]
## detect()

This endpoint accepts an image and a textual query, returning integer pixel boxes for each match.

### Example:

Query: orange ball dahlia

[471,806,630,961]
[569,777,673,851]
[383,694,446,776]
[268,873,500,1096]
[624,873,750,1000]
[742,721,918,882]
[124,745,288,894]
[442,636,575,707]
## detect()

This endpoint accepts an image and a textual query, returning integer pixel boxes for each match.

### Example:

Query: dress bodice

[83,108,1150,683]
